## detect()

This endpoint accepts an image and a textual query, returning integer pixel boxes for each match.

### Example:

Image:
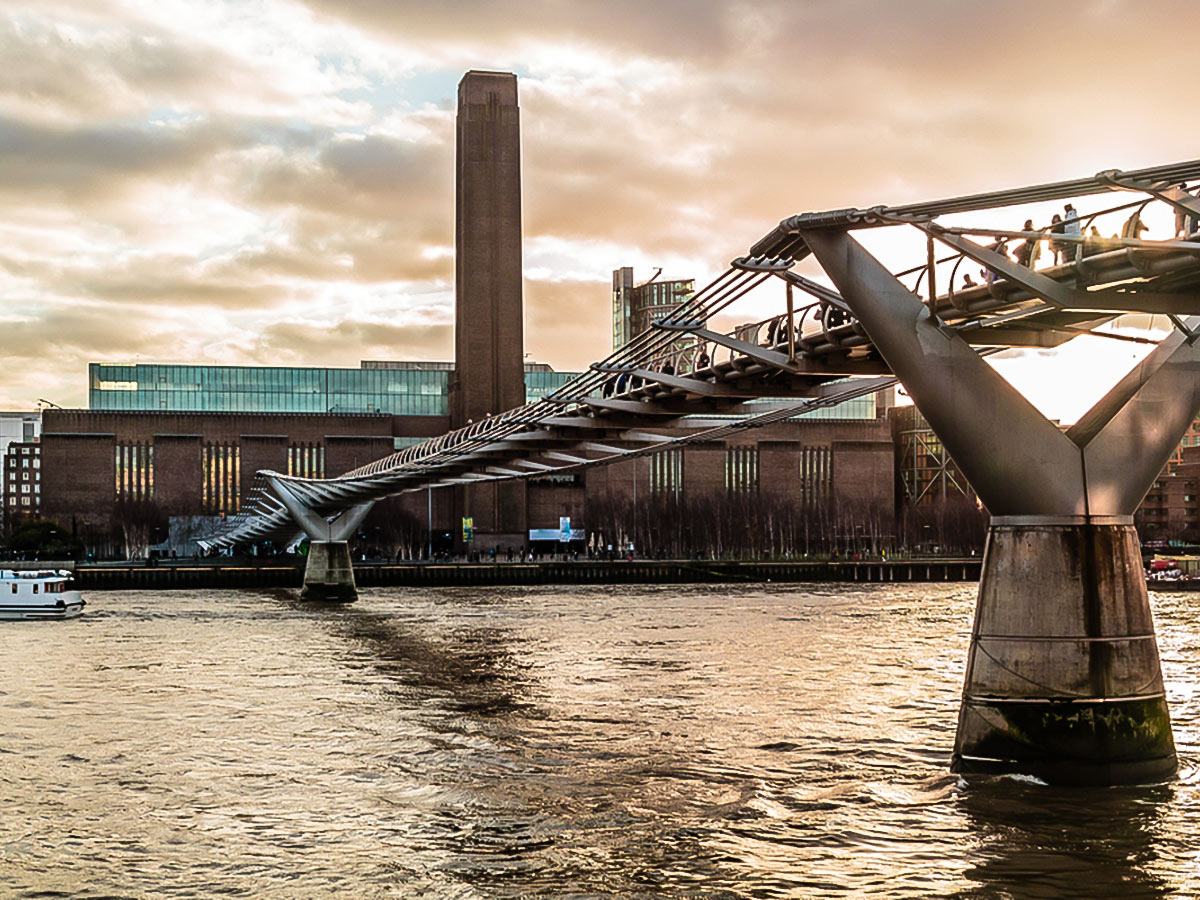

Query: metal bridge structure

[205,158,1200,785]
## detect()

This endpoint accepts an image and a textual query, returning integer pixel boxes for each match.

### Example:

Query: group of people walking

[975,199,1175,288]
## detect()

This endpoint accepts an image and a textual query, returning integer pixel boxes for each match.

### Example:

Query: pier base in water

[301,541,357,602]
[951,517,1176,785]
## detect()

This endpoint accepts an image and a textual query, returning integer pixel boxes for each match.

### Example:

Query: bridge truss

[201,158,1200,550]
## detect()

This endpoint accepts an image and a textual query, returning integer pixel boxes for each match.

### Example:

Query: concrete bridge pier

[804,228,1200,784]
[267,476,374,602]
[957,516,1173,784]
[301,541,358,602]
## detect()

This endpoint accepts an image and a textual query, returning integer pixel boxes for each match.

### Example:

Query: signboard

[559,516,571,543]
[529,527,585,542]
[462,516,474,543]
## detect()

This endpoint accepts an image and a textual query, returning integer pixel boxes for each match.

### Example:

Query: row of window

[91,391,450,416]
[89,364,581,416]
[9,582,60,594]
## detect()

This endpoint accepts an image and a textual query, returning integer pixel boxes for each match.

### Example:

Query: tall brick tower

[450,70,526,546]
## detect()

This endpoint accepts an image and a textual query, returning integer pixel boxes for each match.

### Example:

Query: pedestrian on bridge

[1014,219,1039,268]
[1050,213,1066,264]
[1063,203,1081,263]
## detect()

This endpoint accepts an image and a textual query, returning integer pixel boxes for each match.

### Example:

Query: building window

[725,446,759,494]
[203,442,240,514]
[115,442,154,502]
[288,443,325,479]
[799,446,833,509]
[650,449,683,496]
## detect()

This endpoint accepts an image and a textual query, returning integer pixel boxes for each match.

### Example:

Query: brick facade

[38,410,434,548]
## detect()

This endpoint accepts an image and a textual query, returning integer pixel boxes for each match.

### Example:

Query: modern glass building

[611,267,696,351]
[89,361,581,416]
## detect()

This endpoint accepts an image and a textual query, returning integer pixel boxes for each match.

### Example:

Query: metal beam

[1071,317,1200,513]
[656,324,798,370]
[593,364,759,398]
[804,228,1085,516]
[514,459,556,470]
[927,228,1072,308]
[1062,289,1200,316]
[328,502,374,543]
[584,397,691,416]
[580,442,626,455]
[543,451,590,464]
[620,430,676,443]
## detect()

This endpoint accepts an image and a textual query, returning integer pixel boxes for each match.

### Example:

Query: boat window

[9,584,15,595]
[32,584,38,594]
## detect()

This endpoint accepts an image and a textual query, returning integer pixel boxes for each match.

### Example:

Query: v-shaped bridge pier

[805,229,1200,784]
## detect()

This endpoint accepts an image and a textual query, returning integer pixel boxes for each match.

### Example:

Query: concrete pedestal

[301,541,357,602]
[952,516,1176,785]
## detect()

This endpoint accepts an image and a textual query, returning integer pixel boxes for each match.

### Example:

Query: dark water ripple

[0,583,1198,897]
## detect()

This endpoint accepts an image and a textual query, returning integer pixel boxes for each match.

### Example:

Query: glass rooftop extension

[89,362,580,416]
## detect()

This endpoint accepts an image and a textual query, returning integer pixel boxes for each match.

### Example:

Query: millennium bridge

[205,158,1200,786]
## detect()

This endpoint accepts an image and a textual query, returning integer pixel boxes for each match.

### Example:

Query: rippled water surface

[2,582,1200,898]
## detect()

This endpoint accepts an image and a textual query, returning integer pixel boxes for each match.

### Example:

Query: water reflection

[954,779,1171,900]
[323,602,536,718]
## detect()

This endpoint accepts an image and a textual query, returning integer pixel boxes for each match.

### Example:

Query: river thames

[1,583,1198,898]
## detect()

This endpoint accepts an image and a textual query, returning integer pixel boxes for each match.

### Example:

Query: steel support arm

[268,476,375,542]
[804,229,1086,515]
[1074,320,1200,513]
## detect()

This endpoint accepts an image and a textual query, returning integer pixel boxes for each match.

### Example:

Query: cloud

[236,320,454,368]
[3,0,1200,417]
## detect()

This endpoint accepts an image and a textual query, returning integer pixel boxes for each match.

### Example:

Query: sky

[3,0,1200,419]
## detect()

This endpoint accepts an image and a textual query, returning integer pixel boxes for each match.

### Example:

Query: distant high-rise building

[0,412,40,532]
[611,267,696,351]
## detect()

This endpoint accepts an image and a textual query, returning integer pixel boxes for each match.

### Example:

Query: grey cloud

[0,251,294,310]
[251,131,454,233]
[0,306,165,360]
[0,115,250,202]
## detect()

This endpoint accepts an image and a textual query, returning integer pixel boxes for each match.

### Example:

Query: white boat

[0,569,85,620]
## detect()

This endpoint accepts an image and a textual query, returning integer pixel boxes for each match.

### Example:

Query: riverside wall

[73,558,984,591]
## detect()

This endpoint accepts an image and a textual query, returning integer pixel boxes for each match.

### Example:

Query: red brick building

[34,405,896,558]
[1136,445,1200,543]
[38,409,446,555]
